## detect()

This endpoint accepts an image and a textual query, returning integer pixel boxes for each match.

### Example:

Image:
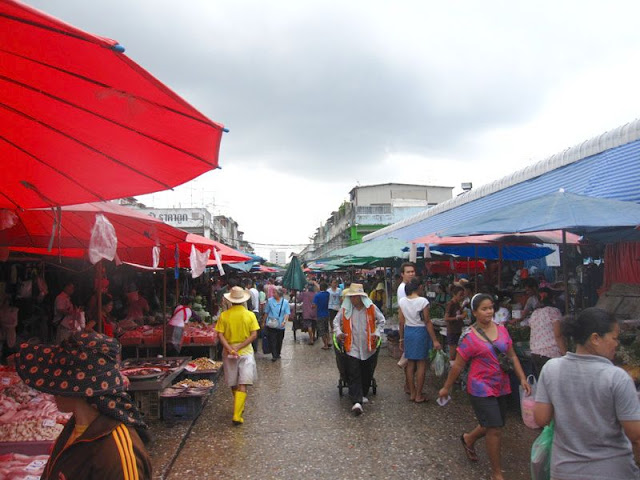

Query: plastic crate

[178,369,221,383]
[133,390,161,420]
[162,395,204,421]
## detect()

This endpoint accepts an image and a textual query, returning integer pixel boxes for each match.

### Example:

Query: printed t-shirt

[215,305,260,355]
[314,291,330,317]
[299,291,317,320]
[327,288,342,311]
[457,325,512,397]
[529,306,563,358]
[398,296,429,327]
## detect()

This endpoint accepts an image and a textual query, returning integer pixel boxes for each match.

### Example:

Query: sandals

[460,434,478,462]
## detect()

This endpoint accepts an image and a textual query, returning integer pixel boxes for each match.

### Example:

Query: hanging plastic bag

[520,374,539,429]
[189,245,211,278]
[152,246,160,269]
[531,421,554,480]
[89,214,117,264]
[0,209,17,230]
[213,248,225,276]
[433,350,449,377]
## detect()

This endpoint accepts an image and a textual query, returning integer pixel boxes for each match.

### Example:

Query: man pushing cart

[333,283,385,416]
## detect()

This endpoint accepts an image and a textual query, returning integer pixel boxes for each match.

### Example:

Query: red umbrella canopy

[1,202,189,250]
[0,0,225,209]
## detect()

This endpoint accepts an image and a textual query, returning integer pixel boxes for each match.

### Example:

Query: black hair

[400,262,415,274]
[404,278,422,296]
[562,307,616,345]
[101,294,112,306]
[319,282,328,290]
[523,278,539,290]
[451,285,464,296]
[470,293,494,312]
[539,287,555,307]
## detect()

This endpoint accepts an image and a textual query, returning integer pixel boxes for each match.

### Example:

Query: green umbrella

[283,255,307,292]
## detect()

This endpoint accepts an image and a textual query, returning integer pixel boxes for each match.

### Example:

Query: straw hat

[375,282,384,291]
[224,286,251,304]
[344,283,367,297]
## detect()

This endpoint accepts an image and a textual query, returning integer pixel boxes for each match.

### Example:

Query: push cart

[333,334,379,397]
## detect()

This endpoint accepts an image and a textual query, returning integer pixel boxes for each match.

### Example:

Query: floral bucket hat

[15,331,124,398]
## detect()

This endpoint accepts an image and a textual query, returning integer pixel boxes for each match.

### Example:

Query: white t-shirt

[169,305,193,327]
[397,282,406,301]
[328,287,342,311]
[249,287,260,313]
[399,296,429,327]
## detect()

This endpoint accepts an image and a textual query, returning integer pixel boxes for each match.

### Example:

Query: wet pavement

[149,329,539,480]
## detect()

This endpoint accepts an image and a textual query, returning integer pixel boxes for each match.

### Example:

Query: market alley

[152,331,539,480]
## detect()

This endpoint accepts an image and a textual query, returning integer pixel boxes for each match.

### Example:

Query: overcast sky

[25,0,640,259]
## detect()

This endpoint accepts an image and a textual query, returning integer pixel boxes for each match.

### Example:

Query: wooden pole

[97,260,103,333]
[562,230,570,314]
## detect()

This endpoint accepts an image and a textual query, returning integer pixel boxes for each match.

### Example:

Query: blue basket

[162,395,205,421]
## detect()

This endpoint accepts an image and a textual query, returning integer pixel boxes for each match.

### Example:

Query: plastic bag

[189,245,211,279]
[520,374,539,429]
[531,421,554,480]
[89,214,117,264]
[430,349,447,377]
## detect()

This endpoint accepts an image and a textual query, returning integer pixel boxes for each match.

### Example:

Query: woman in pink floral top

[529,287,566,378]
[439,294,530,480]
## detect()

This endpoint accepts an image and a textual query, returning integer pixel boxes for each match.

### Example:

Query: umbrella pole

[562,230,569,314]
[498,244,503,290]
[474,246,478,291]
[97,261,103,334]
[163,257,167,358]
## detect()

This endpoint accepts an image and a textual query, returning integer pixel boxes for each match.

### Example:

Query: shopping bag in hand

[430,349,447,377]
[520,374,539,429]
[530,421,554,480]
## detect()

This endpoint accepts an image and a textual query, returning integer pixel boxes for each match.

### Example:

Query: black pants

[343,352,377,405]
[531,353,551,379]
[266,327,285,359]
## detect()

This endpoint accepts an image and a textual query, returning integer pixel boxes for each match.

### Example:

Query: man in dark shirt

[313,282,331,350]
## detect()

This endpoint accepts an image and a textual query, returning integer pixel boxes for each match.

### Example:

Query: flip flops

[460,434,478,462]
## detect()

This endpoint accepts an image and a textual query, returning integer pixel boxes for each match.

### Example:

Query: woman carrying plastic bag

[520,374,539,429]
[530,421,553,480]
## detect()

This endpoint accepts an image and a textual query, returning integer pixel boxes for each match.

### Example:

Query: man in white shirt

[397,262,416,302]
[246,278,261,350]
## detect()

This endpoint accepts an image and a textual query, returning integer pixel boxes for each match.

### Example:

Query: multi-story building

[301,183,453,261]
[126,203,253,253]
[270,250,287,265]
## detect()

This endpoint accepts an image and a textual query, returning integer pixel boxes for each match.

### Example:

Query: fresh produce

[189,358,222,371]
[173,379,214,388]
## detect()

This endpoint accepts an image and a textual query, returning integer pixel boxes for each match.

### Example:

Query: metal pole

[163,256,167,358]
[474,245,479,291]
[562,230,570,314]
[498,244,503,289]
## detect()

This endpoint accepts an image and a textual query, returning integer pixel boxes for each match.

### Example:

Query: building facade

[270,250,287,265]
[300,183,453,261]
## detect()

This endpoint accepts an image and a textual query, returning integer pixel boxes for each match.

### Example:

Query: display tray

[121,367,167,380]
[0,440,54,455]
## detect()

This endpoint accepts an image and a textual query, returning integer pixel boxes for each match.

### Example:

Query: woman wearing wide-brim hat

[15,331,152,480]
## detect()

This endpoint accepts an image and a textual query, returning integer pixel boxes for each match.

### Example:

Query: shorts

[303,318,316,329]
[469,395,508,428]
[316,316,329,337]
[329,309,339,325]
[446,333,461,346]
[223,354,257,387]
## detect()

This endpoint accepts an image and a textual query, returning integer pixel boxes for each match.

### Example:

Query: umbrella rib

[0,72,217,167]
[0,133,108,203]
[0,104,174,190]
[0,47,222,132]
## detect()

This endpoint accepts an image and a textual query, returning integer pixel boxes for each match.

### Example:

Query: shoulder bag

[266,300,284,329]
[474,324,514,373]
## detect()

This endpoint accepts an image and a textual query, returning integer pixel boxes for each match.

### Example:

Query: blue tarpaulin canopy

[440,191,640,237]
[432,245,554,260]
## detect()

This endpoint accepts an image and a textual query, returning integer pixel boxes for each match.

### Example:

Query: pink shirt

[457,325,512,397]
[298,291,317,320]
[529,306,563,358]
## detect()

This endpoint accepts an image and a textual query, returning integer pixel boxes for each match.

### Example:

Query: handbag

[266,300,284,329]
[474,324,514,373]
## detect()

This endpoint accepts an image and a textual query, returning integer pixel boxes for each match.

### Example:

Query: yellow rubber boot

[232,391,247,425]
